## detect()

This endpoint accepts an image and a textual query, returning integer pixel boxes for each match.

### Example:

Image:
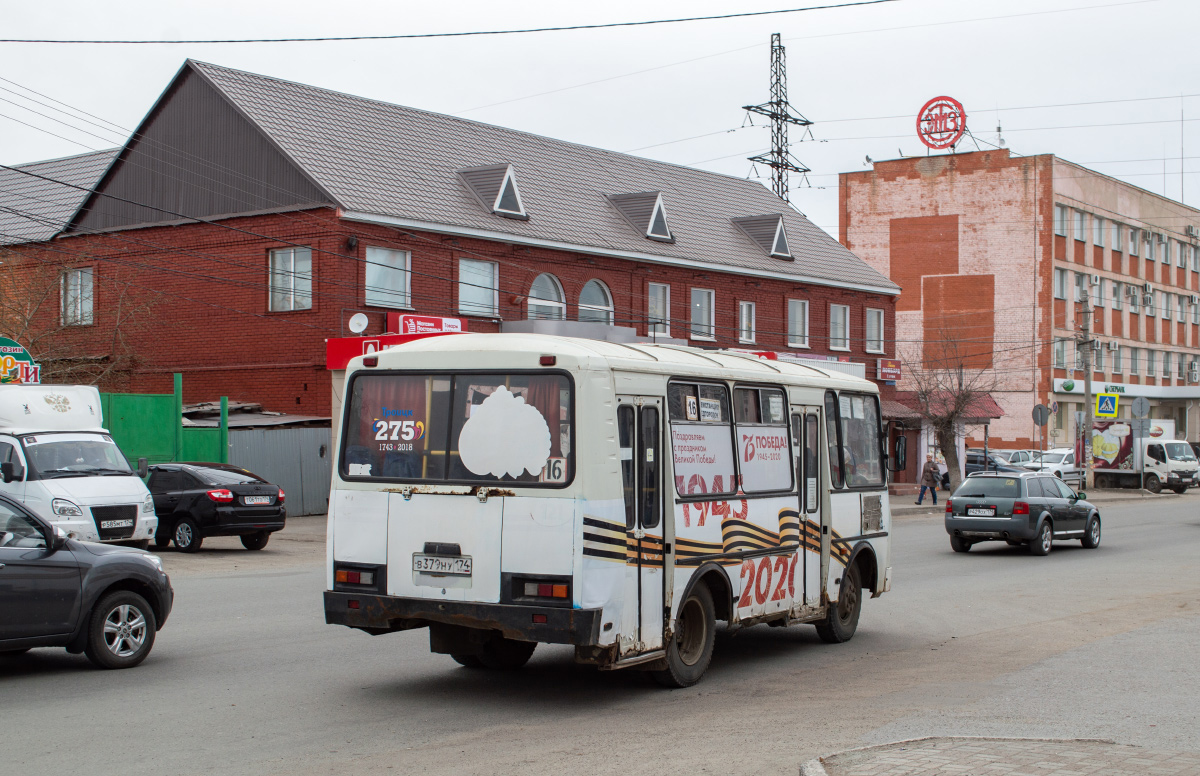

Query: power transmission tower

[743,32,813,203]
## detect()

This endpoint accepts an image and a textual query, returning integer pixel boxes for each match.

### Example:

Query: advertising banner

[0,337,41,384]
[735,426,792,491]
[1089,420,1134,470]
[670,423,737,496]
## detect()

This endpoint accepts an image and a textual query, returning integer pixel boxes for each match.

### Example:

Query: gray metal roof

[186,61,897,294]
[0,149,118,245]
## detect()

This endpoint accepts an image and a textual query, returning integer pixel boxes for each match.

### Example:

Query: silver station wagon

[944,472,1102,556]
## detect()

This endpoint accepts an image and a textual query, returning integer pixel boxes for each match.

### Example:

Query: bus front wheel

[816,564,861,644]
[653,581,716,688]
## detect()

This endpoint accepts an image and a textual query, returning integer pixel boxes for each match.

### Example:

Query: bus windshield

[341,372,573,485]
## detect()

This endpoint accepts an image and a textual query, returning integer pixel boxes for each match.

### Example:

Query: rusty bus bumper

[324,591,603,645]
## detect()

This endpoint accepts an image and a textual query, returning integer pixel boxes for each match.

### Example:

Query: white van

[0,384,157,545]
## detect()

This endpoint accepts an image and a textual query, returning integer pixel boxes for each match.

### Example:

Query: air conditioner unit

[1188,225,1198,238]
[1190,294,1199,305]
[1158,233,1167,243]
[1106,341,1120,351]
[1190,366,1200,383]
[1143,293,1155,306]
[1092,341,1103,352]
[1125,285,1139,298]
[1143,282,1154,293]
[1090,274,1101,285]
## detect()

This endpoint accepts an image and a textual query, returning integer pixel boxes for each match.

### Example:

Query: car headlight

[52,498,83,517]
[142,495,155,514]
[143,554,164,572]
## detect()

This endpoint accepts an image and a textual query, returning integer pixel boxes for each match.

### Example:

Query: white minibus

[324,334,892,686]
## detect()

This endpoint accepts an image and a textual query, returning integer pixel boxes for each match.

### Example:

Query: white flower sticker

[458,386,551,478]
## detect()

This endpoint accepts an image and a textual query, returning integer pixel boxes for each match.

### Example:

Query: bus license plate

[966,507,995,517]
[413,554,472,576]
[243,496,272,505]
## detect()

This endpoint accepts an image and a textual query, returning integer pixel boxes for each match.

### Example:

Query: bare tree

[901,324,1000,494]
[0,249,158,390]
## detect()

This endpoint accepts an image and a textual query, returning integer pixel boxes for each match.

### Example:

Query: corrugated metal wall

[229,427,331,516]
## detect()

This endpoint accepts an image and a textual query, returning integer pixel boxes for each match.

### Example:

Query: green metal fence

[100,374,229,466]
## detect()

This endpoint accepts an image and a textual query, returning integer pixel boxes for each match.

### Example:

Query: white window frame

[527,273,566,320]
[865,308,885,354]
[1053,339,1066,369]
[1053,268,1067,300]
[363,246,411,309]
[1192,300,1200,325]
[1054,205,1068,237]
[1179,295,1187,323]
[1147,290,1157,318]
[577,279,614,324]
[1130,346,1140,375]
[1112,222,1123,252]
[1095,278,1105,308]
[1094,216,1105,247]
[1147,350,1157,377]
[1096,343,1105,372]
[1177,239,1187,268]
[738,301,756,344]
[1130,228,1139,256]
[690,288,715,340]
[829,304,850,351]
[647,282,670,336]
[268,247,313,312]
[1164,351,1173,381]
[1113,345,1123,373]
[61,266,94,326]
[1074,210,1087,242]
[1192,244,1199,272]
[1112,281,1123,310]
[1073,272,1086,303]
[787,299,809,348]
[457,258,499,317]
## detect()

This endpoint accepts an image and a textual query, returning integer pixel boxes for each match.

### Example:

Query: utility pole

[1079,289,1095,489]
[743,33,812,203]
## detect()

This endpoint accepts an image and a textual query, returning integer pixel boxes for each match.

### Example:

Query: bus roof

[352,333,879,393]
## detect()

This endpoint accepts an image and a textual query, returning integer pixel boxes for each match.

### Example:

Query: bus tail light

[335,569,375,585]
[524,582,569,599]
[207,489,234,503]
[1013,501,1030,515]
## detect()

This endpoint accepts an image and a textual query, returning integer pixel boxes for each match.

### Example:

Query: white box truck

[1089,419,1199,493]
[0,384,158,545]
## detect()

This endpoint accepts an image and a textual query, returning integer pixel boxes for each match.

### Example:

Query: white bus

[324,334,892,687]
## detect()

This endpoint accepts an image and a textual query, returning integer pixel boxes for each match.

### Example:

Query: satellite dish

[348,313,369,335]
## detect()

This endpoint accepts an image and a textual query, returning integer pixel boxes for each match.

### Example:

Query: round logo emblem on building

[1062,380,1075,392]
[917,96,967,150]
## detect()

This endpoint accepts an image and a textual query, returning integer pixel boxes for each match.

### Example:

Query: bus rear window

[341,372,573,486]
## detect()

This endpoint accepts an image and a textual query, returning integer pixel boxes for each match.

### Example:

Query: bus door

[617,396,665,653]
[792,410,823,607]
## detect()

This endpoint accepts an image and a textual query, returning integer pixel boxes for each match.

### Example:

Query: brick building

[840,148,1200,453]
[0,59,899,423]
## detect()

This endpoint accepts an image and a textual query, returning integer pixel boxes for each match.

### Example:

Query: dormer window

[732,214,793,260]
[608,191,675,243]
[458,163,529,220]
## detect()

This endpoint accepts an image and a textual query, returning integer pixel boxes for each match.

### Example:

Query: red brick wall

[5,207,897,414]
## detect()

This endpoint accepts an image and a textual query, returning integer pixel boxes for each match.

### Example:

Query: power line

[0,1,900,45]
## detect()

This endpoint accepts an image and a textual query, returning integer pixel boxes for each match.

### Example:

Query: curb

[799,736,1119,775]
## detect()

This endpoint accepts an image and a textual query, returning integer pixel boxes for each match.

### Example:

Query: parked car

[0,493,173,668]
[945,471,1101,555]
[939,451,1025,488]
[1021,447,1082,486]
[1005,449,1043,466]
[147,463,286,553]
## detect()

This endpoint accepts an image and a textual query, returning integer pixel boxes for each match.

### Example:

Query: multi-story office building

[840,148,1200,448]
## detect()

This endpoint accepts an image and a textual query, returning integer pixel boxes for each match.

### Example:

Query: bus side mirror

[137,457,149,479]
[887,436,906,472]
[1,461,24,483]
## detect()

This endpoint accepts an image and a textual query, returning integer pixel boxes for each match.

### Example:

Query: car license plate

[243,495,272,505]
[413,554,472,576]
[966,507,996,517]
[100,519,133,529]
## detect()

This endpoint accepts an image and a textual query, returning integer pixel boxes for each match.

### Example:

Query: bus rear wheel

[653,581,716,688]
[478,637,536,670]
[816,564,861,644]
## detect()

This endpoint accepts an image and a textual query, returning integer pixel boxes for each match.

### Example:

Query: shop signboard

[0,337,41,384]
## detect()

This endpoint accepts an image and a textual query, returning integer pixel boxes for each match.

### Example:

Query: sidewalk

[801,737,1200,776]
[891,487,1193,518]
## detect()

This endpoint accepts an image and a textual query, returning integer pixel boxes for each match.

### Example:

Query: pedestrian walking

[917,454,940,505]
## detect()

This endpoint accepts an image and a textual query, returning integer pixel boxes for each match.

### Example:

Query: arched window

[527,273,565,320]
[578,280,614,324]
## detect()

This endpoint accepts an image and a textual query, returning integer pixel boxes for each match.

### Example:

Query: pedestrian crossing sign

[1096,393,1118,418]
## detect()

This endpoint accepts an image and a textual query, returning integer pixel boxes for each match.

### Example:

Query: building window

[1053,339,1066,369]
[528,273,565,320]
[458,259,498,317]
[268,247,312,312]
[61,266,94,326]
[1130,347,1139,374]
[1192,299,1200,324]
[829,304,850,350]
[1113,345,1123,373]
[1074,210,1087,241]
[1147,290,1156,318]
[364,246,410,309]
[1094,278,1105,308]
[647,282,670,335]
[1112,281,1123,310]
[1180,353,1188,379]
[738,301,756,343]
[1093,216,1105,247]
[1192,244,1199,272]
[1163,292,1172,319]
[1147,350,1156,377]
[690,288,715,340]
[1131,286,1141,313]
[1073,272,1086,302]
[1053,268,1067,300]
[1160,235,1170,264]
[1163,351,1172,380]
[578,279,614,324]
[1112,222,1123,252]
[1095,343,1105,372]
[1177,239,1187,268]
[1054,205,1068,237]
[1179,295,1187,322]
[865,308,884,353]
[1130,228,1139,256]
[1074,340,1084,370]
[787,299,810,347]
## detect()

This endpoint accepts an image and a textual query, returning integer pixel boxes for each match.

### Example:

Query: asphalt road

[3,498,1198,776]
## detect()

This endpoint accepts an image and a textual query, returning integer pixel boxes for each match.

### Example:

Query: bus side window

[618,405,636,529]
[639,407,660,529]
[824,391,844,489]
[805,415,820,512]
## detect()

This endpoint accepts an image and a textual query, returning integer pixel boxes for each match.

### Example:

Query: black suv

[147,463,286,552]
[944,471,1101,556]
[0,494,173,668]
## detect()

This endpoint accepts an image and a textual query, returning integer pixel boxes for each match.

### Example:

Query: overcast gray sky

[2,0,1197,236]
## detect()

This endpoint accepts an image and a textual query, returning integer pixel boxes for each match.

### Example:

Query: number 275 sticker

[373,419,425,442]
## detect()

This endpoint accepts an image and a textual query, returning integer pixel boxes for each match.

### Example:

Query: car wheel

[478,636,537,670]
[815,564,862,644]
[133,539,151,551]
[1081,516,1102,549]
[240,531,270,551]
[950,535,972,553]
[84,591,157,669]
[1029,522,1053,556]
[653,581,717,687]
[153,530,171,550]
[1143,474,1161,493]
[173,517,202,553]
[1171,486,1187,494]
[451,653,484,668]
